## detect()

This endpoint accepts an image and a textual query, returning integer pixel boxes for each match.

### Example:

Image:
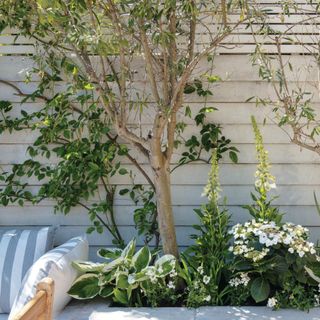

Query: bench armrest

[11,278,54,320]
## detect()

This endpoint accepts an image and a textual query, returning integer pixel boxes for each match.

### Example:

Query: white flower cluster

[196,266,211,284]
[229,273,250,287]
[145,259,177,285]
[229,219,316,261]
[146,268,158,284]
[267,297,278,308]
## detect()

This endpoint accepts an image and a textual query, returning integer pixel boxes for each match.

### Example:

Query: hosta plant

[68,239,179,307]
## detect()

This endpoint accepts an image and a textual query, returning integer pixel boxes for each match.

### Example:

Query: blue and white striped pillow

[0,227,56,313]
[9,235,88,319]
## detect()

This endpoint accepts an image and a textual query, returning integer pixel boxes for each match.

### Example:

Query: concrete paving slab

[196,306,320,320]
[57,305,195,320]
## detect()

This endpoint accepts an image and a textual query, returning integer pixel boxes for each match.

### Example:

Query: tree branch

[138,18,161,105]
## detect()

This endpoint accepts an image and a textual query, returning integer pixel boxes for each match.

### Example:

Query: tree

[250,1,320,155]
[0,0,260,257]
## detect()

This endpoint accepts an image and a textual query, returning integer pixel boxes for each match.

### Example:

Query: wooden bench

[12,278,54,320]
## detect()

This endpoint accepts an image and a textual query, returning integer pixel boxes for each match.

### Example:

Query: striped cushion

[0,227,56,313]
[9,235,88,319]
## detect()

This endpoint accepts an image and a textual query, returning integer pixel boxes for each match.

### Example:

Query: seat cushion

[0,227,56,313]
[9,235,88,320]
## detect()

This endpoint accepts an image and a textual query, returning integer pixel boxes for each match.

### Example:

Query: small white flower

[204,295,211,302]
[167,281,175,289]
[170,270,177,278]
[267,297,278,308]
[197,266,204,275]
[203,275,211,284]
[269,183,277,189]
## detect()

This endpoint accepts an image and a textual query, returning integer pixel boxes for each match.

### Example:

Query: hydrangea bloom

[229,219,316,261]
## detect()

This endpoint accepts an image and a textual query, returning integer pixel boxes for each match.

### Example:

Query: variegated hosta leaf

[99,285,113,298]
[121,239,136,260]
[128,266,156,284]
[113,288,129,305]
[132,246,151,272]
[68,273,100,300]
[155,254,176,267]
[97,247,123,260]
[116,272,130,289]
[103,256,125,273]
[155,254,176,276]
[98,270,117,286]
[72,260,105,273]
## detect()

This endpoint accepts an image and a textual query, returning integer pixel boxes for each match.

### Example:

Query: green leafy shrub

[68,239,180,307]
[229,219,320,308]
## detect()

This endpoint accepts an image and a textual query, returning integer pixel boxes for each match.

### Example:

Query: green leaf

[99,286,114,298]
[155,254,176,275]
[272,256,288,273]
[116,273,129,289]
[206,75,221,83]
[68,274,100,300]
[250,277,270,303]
[229,151,238,163]
[305,266,320,283]
[71,261,105,273]
[84,83,95,90]
[119,188,129,196]
[97,247,122,260]
[184,84,196,94]
[132,246,151,272]
[102,256,125,273]
[118,168,128,175]
[121,239,136,260]
[113,288,129,305]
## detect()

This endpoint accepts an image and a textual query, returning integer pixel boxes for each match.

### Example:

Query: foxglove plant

[243,116,283,223]
[228,118,320,309]
[180,150,233,307]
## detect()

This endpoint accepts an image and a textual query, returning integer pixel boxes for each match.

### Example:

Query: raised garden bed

[56,300,320,320]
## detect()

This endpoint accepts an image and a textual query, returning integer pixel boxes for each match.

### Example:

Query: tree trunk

[150,144,179,257]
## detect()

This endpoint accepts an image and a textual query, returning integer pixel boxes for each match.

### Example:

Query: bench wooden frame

[12,278,54,320]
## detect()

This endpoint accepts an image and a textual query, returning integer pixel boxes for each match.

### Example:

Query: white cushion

[0,227,56,313]
[9,235,89,319]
